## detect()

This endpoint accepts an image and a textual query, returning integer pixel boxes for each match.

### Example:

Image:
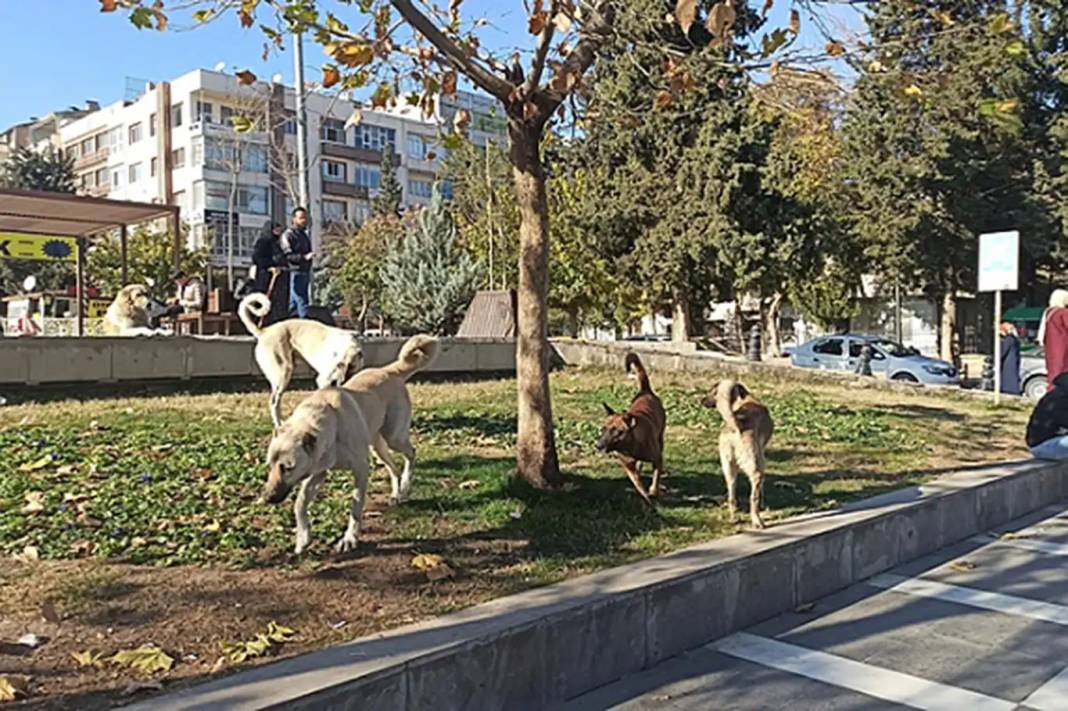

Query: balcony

[322,181,369,199]
[73,147,109,170]
[320,141,399,165]
[189,120,266,141]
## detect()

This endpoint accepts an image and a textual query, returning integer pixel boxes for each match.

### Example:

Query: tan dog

[342,334,439,505]
[703,380,773,529]
[102,284,164,336]
[597,353,666,504]
[239,293,364,429]
[260,387,372,555]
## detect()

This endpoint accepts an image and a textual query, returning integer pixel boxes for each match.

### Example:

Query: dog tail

[625,353,652,393]
[716,379,745,432]
[238,293,271,339]
[394,334,440,378]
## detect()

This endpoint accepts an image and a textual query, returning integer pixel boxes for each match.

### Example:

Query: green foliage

[0,146,75,193]
[372,147,403,218]
[318,214,402,326]
[86,226,207,300]
[379,185,482,334]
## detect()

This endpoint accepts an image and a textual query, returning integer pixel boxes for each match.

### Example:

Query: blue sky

[0,1,860,129]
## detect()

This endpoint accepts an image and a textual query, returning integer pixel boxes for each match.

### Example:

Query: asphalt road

[567,503,1068,711]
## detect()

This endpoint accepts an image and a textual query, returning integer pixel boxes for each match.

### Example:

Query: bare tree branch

[523,2,557,97]
[544,0,613,105]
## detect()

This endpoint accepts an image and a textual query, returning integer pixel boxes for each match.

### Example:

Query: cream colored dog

[102,284,165,336]
[238,293,364,429]
[260,387,372,555]
[342,334,439,505]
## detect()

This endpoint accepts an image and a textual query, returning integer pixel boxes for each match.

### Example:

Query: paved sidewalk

[568,504,1068,710]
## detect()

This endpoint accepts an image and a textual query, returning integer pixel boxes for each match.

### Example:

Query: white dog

[102,284,166,336]
[260,387,372,554]
[343,334,439,505]
[238,293,363,429]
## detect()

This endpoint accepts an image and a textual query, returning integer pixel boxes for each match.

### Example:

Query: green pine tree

[379,184,481,334]
[373,146,403,218]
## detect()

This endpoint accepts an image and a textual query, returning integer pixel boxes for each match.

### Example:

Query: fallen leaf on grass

[203,521,222,533]
[0,675,29,701]
[63,492,90,504]
[14,546,40,563]
[949,560,978,572]
[56,465,77,476]
[19,455,54,472]
[20,492,46,515]
[69,539,96,557]
[194,467,214,481]
[71,650,106,668]
[1000,531,1031,541]
[412,553,455,581]
[110,645,174,675]
[213,622,296,671]
[458,480,481,490]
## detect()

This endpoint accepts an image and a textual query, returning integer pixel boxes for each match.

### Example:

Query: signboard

[0,233,77,262]
[978,231,1019,293]
[205,210,239,226]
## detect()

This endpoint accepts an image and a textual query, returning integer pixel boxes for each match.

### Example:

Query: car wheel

[1025,376,1048,401]
[891,372,919,383]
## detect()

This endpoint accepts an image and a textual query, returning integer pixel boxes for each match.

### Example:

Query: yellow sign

[87,299,110,319]
[0,233,77,262]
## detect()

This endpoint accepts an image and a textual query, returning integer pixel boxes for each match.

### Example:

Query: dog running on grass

[260,387,372,555]
[238,293,363,429]
[597,353,666,504]
[342,334,440,506]
[703,380,773,529]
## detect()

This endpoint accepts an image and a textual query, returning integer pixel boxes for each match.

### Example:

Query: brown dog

[703,380,773,529]
[597,353,666,504]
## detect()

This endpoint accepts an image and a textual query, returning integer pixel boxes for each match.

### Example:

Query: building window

[128,162,142,183]
[408,179,433,199]
[195,101,214,124]
[323,199,347,223]
[129,122,143,144]
[354,124,396,152]
[95,167,110,187]
[202,181,268,215]
[407,135,432,161]
[111,167,123,188]
[320,118,345,143]
[80,172,95,189]
[354,164,381,190]
[440,179,454,200]
[322,159,347,183]
[173,189,186,213]
[171,102,184,127]
[107,126,123,149]
[202,137,231,170]
[284,118,297,135]
[219,106,235,127]
[210,225,259,260]
[149,113,157,137]
[244,143,267,173]
[352,203,371,224]
[172,147,185,168]
[150,157,158,177]
[67,143,81,159]
[80,136,96,156]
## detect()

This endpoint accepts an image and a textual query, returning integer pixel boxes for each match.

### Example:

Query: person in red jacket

[1040,289,1068,389]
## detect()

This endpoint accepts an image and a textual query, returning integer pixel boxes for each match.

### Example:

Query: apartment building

[49,68,506,266]
[0,102,100,163]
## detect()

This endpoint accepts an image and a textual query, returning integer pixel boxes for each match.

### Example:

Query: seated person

[1026,373,1068,459]
[162,271,206,317]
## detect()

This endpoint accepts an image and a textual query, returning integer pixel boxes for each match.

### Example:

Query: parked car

[1021,351,1047,400]
[790,334,960,386]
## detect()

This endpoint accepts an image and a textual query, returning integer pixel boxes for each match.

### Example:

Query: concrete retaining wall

[134,459,1067,710]
[0,337,515,386]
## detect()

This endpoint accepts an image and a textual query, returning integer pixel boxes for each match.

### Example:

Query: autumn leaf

[549,69,577,94]
[948,560,978,572]
[529,11,549,34]
[825,41,845,57]
[453,108,472,131]
[442,71,458,97]
[995,98,1019,113]
[239,9,255,28]
[706,2,736,45]
[345,108,364,128]
[99,0,117,11]
[458,479,481,490]
[230,116,255,134]
[72,650,106,668]
[552,12,572,33]
[14,545,39,563]
[789,9,801,34]
[0,676,29,702]
[934,10,953,26]
[868,60,885,72]
[334,43,375,68]
[654,90,673,109]
[20,454,55,472]
[322,65,341,89]
[21,491,46,515]
[903,84,923,97]
[192,9,214,23]
[762,0,774,17]
[371,82,393,109]
[988,13,1013,34]
[761,28,791,57]
[675,0,696,35]
[1005,40,1026,57]
[110,646,174,675]
[234,69,257,86]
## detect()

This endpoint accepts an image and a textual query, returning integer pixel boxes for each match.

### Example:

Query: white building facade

[52,69,506,268]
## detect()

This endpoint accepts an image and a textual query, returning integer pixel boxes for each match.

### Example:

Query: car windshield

[871,339,915,357]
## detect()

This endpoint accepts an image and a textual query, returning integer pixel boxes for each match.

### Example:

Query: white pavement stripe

[971,535,1068,559]
[869,574,1068,627]
[1024,665,1068,710]
[712,632,1014,711]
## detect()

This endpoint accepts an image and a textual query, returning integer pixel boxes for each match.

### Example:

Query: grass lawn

[0,366,1030,707]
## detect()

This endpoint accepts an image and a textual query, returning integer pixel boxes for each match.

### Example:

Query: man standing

[999,322,1021,396]
[280,207,314,319]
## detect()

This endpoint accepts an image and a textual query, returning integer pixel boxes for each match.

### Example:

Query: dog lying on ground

[703,380,774,529]
[597,353,666,504]
[238,293,363,429]
[260,387,372,554]
[102,284,165,336]
[342,334,439,506]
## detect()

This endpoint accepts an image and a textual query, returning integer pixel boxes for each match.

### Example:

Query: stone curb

[129,459,1066,710]
[550,339,1029,407]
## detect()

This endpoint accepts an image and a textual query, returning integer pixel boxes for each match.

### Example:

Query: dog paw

[334,535,358,553]
[750,516,766,530]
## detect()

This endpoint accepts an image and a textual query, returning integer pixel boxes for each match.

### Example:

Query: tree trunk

[671,288,690,342]
[764,293,784,358]
[567,307,580,339]
[509,120,562,489]
[940,290,957,364]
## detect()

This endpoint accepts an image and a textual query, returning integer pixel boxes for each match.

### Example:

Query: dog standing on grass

[703,380,773,529]
[597,353,666,504]
[260,387,372,555]
[238,293,363,429]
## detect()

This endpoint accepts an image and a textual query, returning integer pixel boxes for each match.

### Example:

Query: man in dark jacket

[999,322,1021,396]
[251,222,286,295]
[280,207,314,318]
[1026,372,1068,459]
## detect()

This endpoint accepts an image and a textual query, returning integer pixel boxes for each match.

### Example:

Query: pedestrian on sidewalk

[999,322,1021,396]
[251,222,286,295]
[280,207,314,319]
[1039,289,1068,389]
[1026,373,1068,459]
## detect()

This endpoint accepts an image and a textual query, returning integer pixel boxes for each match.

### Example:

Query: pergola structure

[0,188,180,336]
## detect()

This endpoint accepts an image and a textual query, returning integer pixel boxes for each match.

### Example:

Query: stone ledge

[129,459,1066,710]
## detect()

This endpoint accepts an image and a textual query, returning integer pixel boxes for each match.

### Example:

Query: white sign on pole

[978,231,1020,293]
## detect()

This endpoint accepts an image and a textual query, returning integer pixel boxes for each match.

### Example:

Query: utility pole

[293,32,310,210]
[485,140,495,291]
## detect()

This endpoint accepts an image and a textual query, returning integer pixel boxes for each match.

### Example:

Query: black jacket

[280,226,312,273]
[1026,372,1068,447]
[251,234,287,292]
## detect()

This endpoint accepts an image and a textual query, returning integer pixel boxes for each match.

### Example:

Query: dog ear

[733,383,750,401]
[602,402,615,416]
[301,433,317,454]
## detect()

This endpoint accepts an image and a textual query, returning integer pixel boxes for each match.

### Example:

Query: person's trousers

[289,271,310,319]
[1030,435,1068,460]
